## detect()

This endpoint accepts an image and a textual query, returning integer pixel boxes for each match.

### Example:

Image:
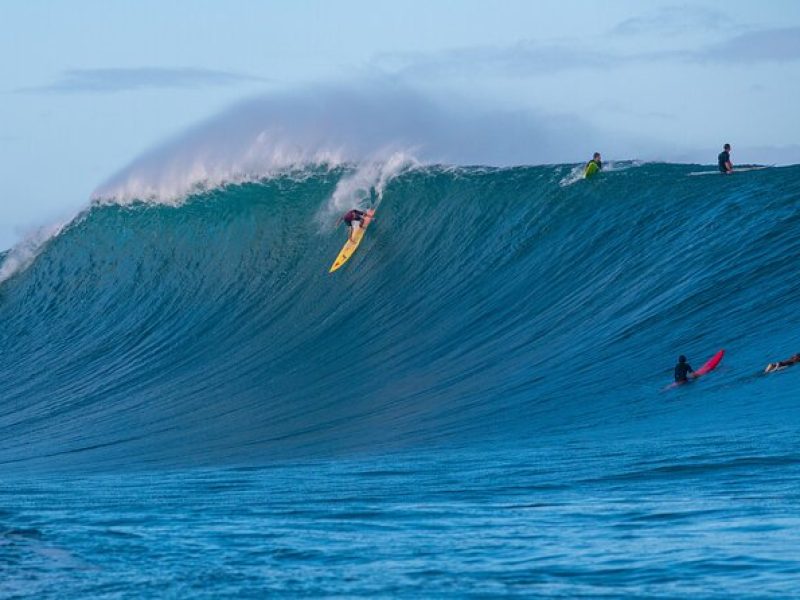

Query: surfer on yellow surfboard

[583,152,602,178]
[329,206,376,272]
[341,209,368,242]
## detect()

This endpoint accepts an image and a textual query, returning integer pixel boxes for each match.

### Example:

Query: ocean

[1,162,799,597]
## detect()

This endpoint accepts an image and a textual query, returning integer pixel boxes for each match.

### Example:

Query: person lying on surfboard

[674,355,694,384]
[718,143,733,174]
[584,152,602,176]
[340,209,367,243]
[765,353,800,373]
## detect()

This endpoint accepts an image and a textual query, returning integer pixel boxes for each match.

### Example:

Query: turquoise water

[1,163,799,597]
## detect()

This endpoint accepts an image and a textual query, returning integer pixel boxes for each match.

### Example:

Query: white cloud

[610,5,737,36]
[20,67,266,94]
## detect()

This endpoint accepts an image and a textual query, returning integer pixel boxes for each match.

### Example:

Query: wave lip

[0,220,72,285]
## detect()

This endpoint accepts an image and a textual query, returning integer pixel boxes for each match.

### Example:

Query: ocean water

[1,163,799,597]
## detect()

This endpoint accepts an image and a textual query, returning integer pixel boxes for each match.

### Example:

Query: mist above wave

[92,83,601,204]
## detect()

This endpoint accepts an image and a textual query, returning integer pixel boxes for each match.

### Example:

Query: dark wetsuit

[718,151,731,173]
[674,362,694,383]
[777,355,800,368]
[343,209,365,226]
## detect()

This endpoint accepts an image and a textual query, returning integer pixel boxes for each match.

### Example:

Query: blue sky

[1,0,799,249]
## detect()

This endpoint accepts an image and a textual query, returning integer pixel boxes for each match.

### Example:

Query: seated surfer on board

[718,143,733,174]
[674,355,694,384]
[765,353,800,373]
[584,152,602,176]
[340,208,367,243]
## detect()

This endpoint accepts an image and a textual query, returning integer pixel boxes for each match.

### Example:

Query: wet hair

[593,152,601,159]
[678,355,687,363]
[724,143,730,150]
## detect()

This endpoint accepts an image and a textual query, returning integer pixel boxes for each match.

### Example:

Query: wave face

[1,163,799,472]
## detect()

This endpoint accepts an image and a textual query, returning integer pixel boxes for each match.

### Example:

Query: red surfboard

[667,349,724,388]
[693,349,725,377]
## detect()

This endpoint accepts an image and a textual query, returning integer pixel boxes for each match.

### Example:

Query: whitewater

[1,152,800,596]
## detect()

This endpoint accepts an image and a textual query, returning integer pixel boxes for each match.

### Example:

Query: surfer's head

[678,355,687,363]
[723,143,731,151]
[593,152,601,160]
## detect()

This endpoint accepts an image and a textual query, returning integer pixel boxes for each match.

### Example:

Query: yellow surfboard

[583,161,599,179]
[329,208,376,272]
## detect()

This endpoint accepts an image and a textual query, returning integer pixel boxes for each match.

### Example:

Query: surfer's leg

[350,221,361,242]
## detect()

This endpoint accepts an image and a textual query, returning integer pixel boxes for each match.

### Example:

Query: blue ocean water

[1,163,799,597]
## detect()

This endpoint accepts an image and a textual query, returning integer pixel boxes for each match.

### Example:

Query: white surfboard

[688,165,773,177]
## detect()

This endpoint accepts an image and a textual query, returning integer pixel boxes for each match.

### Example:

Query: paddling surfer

[765,353,800,373]
[584,152,602,176]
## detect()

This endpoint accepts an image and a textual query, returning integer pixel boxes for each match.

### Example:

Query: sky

[1,0,799,249]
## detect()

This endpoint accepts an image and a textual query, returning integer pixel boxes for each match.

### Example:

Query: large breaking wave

[1,158,799,472]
